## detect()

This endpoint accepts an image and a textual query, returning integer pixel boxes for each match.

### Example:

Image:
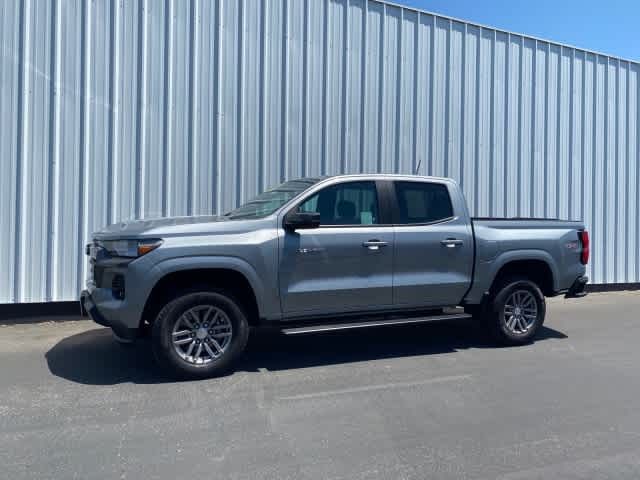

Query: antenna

[414,158,422,175]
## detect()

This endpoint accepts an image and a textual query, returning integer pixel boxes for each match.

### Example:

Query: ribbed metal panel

[1,0,639,303]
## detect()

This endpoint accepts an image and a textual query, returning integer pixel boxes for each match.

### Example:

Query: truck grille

[92,263,105,287]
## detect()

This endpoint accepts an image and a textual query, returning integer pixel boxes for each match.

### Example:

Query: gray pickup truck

[81,174,589,378]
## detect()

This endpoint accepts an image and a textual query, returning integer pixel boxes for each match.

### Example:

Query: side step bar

[280,312,472,335]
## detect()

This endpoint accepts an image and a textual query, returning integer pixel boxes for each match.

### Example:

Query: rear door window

[393,181,454,224]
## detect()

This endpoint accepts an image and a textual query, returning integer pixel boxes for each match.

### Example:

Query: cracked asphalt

[1,291,640,479]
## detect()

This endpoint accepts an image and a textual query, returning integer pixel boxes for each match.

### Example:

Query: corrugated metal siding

[1,0,639,303]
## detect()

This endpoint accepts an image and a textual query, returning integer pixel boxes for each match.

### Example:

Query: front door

[279,180,394,317]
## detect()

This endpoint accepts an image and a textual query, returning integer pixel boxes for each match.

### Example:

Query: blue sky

[395,0,639,62]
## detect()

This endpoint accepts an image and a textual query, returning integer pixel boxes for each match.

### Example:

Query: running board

[280,312,472,335]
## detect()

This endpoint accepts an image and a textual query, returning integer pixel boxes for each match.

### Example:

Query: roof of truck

[313,173,454,183]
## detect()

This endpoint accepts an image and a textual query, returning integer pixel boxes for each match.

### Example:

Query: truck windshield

[224,178,323,220]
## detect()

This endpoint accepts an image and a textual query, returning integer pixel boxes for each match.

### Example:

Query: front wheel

[485,277,546,345]
[152,290,249,379]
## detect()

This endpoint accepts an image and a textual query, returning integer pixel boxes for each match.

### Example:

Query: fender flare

[142,256,266,315]
[486,249,559,292]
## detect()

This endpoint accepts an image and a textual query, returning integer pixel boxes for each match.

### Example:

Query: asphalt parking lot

[1,291,640,479]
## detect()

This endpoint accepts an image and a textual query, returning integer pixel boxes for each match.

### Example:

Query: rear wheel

[485,276,546,345]
[152,290,249,379]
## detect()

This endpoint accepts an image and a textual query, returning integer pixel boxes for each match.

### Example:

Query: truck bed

[472,217,584,230]
[463,216,587,304]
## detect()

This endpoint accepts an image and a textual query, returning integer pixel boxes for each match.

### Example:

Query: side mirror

[284,211,321,230]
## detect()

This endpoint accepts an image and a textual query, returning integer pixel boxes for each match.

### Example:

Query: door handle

[363,240,388,250]
[441,238,463,248]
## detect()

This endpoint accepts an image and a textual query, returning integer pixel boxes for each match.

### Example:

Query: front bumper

[80,289,138,340]
[565,275,588,298]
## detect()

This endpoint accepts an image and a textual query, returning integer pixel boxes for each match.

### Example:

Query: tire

[485,276,546,346]
[152,290,250,379]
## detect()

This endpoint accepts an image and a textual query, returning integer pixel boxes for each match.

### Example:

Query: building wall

[1,0,639,303]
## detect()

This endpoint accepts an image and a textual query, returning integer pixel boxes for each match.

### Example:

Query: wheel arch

[141,258,265,328]
[489,253,557,297]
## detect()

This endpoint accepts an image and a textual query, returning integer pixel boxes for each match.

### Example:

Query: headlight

[100,239,163,258]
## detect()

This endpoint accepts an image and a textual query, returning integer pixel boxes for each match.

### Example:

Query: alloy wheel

[503,290,538,335]
[171,305,233,365]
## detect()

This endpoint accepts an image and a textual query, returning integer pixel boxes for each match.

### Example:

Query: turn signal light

[137,239,163,257]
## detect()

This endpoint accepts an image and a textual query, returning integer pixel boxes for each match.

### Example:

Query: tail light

[578,230,590,265]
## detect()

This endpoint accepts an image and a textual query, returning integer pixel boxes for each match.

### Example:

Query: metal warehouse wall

[1,0,639,303]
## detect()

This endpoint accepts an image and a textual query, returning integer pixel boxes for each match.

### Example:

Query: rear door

[390,180,473,307]
[279,180,394,317]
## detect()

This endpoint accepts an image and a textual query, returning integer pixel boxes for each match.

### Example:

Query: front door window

[297,181,380,226]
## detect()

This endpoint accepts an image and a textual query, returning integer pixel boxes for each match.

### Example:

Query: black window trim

[283,179,394,229]
[386,179,457,227]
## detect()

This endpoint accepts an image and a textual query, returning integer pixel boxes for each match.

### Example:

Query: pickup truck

[81,174,589,378]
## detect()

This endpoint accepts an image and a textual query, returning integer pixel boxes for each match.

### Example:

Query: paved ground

[1,292,640,479]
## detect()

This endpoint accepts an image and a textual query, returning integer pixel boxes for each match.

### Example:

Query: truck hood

[92,215,270,240]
